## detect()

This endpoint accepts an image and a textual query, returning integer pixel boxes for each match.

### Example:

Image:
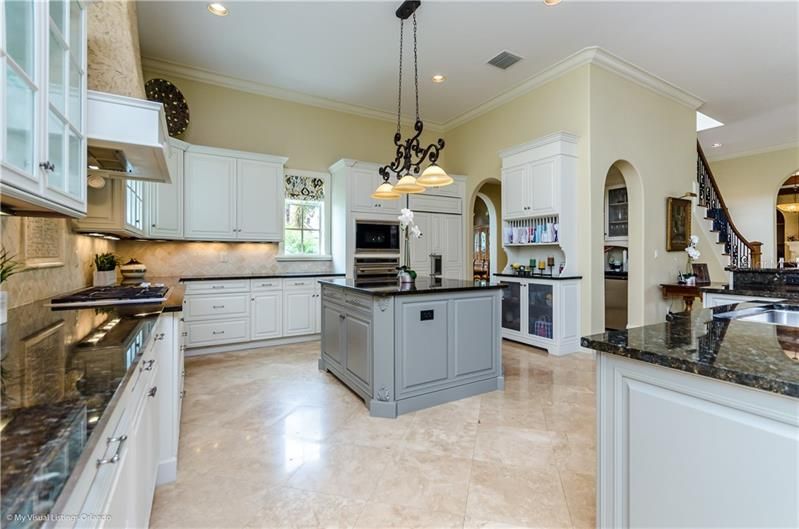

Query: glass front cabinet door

[499,281,522,335]
[1,0,87,215]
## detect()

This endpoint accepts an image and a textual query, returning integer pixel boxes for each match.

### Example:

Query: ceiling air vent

[487,50,523,70]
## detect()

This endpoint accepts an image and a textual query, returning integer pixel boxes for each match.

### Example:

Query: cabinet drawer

[186,319,249,347]
[183,279,249,294]
[408,194,462,215]
[250,278,283,291]
[284,278,317,290]
[344,293,373,313]
[184,293,249,321]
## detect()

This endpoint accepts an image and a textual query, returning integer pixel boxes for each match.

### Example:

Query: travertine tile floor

[150,340,596,529]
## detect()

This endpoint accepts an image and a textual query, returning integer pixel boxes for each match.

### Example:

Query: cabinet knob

[152,223,156,227]
[148,386,158,397]
[39,161,55,172]
[339,314,346,320]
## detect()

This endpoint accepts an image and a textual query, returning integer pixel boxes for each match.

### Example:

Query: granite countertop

[180,272,345,282]
[493,273,583,281]
[582,302,799,398]
[320,277,505,296]
[0,289,174,524]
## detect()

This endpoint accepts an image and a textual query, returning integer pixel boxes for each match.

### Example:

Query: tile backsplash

[115,241,335,277]
[1,217,115,309]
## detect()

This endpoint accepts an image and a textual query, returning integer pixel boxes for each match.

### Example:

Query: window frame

[278,169,332,261]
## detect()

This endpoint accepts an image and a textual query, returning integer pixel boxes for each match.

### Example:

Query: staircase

[696,141,762,269]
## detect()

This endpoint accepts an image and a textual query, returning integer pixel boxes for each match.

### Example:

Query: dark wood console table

[660,283,704,312]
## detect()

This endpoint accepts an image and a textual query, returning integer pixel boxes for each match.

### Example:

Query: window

[282,171,329,258]
[284,198,322,255]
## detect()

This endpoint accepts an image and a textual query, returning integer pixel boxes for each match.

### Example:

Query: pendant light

[778,177,799,213]
[372,0,450,199]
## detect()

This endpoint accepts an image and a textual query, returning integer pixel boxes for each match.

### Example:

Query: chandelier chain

[413,13,419,121]
[396,18,404,134]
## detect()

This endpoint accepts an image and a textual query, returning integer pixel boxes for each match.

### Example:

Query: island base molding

[185,334,320,357]
[596,352,799,529]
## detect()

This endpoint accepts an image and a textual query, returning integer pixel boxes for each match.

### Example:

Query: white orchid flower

[689,235,699,246]
[398,208,415,228]
[686,247,701,260]
[410,225,422,239]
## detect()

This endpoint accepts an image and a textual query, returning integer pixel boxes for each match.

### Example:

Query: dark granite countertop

[180,272,344,282]
[493,273,583,281]
[582,302,799,398]
[320,277,505,297]
[0,290,174,525]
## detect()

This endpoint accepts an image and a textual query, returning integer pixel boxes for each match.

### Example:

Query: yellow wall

[142,71,445,173]
[710,146,799,264]
[589,65,702,328]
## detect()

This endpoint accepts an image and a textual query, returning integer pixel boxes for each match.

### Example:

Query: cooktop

[49,285,170,307]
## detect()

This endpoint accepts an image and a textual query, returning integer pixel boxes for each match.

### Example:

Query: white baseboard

[185,333,321,357]
[156,458,177,486]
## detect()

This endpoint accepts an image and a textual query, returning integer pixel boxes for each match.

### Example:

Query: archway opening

[775,170,799,264]
[603,163,629,330]
[469,178,504,280]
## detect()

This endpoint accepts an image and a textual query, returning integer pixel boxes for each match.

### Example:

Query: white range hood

[86,90,173,183]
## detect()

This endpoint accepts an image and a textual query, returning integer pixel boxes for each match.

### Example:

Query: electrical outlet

[219,252,228,263]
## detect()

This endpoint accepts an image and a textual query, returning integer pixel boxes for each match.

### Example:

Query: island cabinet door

[451,295,498,380]
[395,300,450,397]
[344,311,372,390]
[321,304,345,367]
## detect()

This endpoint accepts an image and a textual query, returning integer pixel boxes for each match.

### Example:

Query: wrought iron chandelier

[372,0,452,200]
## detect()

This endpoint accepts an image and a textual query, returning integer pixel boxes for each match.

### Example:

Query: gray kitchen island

[318,278,505,418]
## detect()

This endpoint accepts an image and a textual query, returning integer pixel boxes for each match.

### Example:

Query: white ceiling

[137,1,799,160]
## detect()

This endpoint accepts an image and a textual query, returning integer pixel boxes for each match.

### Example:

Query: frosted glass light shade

[371,182,400,200]
[417,164,453,187]
[777,202,799,214]
[393,174,425,193]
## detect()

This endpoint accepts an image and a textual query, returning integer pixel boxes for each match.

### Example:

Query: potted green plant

[1,248,22,324]
[93,253,119,287]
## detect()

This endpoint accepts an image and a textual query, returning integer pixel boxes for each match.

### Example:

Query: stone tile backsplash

[115,241,335,277]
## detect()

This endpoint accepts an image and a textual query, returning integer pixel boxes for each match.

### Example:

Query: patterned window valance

[285,174,325,201]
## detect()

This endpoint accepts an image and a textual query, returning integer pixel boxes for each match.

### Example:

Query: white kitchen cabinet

[184,146,287,241]
[329,159,402,216]
[501,165,529,219]
[237,158,282,240]
[1,0,87,216]
[409,212,463,279]
[147,139,188,239]
[596,353,799,529]
[604,184,628,242]
[251,290,282,339]
[156,312,185,485]
[284,287,316,336]
[73,177,146,237]
[183,151,237,240]
[494,275,581,355]
[702,291,781,308]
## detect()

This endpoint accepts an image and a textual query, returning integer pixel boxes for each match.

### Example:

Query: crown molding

[142,56,445,132]
[144,47,702,136]
[440,46,704,131]
[704,141,799,163]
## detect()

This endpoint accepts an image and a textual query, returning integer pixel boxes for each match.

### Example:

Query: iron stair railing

[696,141,762,269]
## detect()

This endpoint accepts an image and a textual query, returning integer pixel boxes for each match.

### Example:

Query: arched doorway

[776,170,799,263]
[469,178,504,280]
[603,163,629,330]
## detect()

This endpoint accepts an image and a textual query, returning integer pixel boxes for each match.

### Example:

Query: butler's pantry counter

[318,278,504,418]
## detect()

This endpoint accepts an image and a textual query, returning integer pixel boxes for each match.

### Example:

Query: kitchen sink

[714,304,799,328]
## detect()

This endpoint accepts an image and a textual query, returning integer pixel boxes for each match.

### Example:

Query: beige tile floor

[150,340,596,529]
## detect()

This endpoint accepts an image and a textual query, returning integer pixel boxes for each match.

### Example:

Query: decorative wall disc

[145,78,190,137]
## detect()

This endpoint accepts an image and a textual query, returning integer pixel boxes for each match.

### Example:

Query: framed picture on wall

[666,197,692,251]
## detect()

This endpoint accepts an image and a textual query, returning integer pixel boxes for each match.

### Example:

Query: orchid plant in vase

[681,235,701,284]
[398,208,423,284]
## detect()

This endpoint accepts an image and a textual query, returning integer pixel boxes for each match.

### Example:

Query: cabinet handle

[180,390,187,399]
[339,314,346,320]
[39,161,55,172]
[211,285,225,289]
[212,305,225,309]
[212,330,225,335]
[97,435,128,466]
[143,359,155,371]
[148,386,158,397]
[151,223,156,228]
[294,282,306,286]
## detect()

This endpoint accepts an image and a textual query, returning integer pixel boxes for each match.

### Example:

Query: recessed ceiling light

[432,74,446,83]
[544,0,562,5]
[711,143,723,148]
[207,3,229,16]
